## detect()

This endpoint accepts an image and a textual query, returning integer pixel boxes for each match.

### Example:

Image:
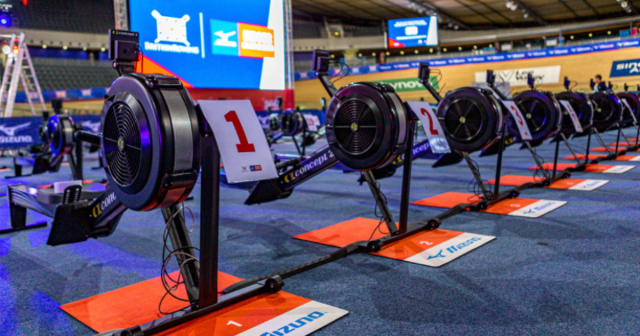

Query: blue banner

[295,38,640,81]
[0,116,43,149]
[610,58,640,77]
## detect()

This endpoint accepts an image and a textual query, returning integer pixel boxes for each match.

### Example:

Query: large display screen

[129,0,285,90]
[387,17,438,48]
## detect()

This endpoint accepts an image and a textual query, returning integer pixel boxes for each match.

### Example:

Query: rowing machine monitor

[590,78,595,90]
[625,83,630,92]
[109,29,139,75]
[486,69,495,85]
[313,49,337,97]
[527,72,535,89]
[564,77,570,91]
[419,63,442,101]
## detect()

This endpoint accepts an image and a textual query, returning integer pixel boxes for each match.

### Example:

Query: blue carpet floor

[0,129,639,335]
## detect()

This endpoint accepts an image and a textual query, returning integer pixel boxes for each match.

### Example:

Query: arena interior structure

[1,0,640,335]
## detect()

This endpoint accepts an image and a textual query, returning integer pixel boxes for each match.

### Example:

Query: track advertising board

[387,16,438,48]
[129,0,285,90]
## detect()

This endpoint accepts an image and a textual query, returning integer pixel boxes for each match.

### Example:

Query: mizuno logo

[427,250,445,260]
[260,311,325,336]
[0,122,31,136]
[81,121,101,133]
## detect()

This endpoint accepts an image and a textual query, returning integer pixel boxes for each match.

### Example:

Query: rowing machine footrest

[245,179,288,205]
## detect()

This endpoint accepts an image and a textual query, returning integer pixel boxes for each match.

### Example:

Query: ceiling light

[443,48,447,52]
[414,50,419,54]
[458,46,462,50]
[372,52,376,56]
[63,46,68,50]
[523,13,529,18]
[473,45,477,49]
[386,51,390,56]
[429,48,433,53]
[42,44,47,49]
[82,46,87,51]
[570,35,574,39]
[2,45,9,55]
[100,47,106,52]
[589,33,593,37]
[358,53,362,57]
[400,50,405,55]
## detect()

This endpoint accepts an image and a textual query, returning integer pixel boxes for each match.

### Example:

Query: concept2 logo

[92,192,117,218]
[211,19,275,58]
[0,122,32,144]
[259,311,325,336]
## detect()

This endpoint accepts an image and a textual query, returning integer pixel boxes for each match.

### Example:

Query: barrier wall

[295,40,640,107]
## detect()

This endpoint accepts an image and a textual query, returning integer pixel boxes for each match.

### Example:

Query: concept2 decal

[129,0,285,90]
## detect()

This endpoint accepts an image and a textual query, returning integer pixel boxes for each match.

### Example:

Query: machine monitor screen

[387,16,438,48]
[129,0,285,90]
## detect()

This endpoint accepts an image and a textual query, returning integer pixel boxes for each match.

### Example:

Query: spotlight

[458,46,462,50]
[385,51,390,56]
[570,35,574,39]
[429,48,433,53]
[473,45,477,49]
[330,54,335,58]
[400,50,405,55]
[608,31,612,35]
[0,15,11,27]
[63,46,68,50]
[82,46,87,51]
[358,53,362,57]
[414,50,419,54]
[42,45,47,49]
[589,33,592,37]
[443,48,447,52]
[372,52,376,56]
[523,13,529,19]
[100,47,106,52]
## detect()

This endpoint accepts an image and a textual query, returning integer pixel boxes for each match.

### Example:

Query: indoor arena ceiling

[291,0,638,29]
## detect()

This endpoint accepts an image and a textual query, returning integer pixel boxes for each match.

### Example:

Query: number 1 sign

[198,100,278,183]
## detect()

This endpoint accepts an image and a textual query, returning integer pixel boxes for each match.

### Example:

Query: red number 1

[225,110,256,153]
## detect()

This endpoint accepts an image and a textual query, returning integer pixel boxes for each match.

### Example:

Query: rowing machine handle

[74,130,102,145]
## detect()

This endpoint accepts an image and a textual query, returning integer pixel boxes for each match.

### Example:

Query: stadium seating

[32,58,116,90]
[12,0,114,34]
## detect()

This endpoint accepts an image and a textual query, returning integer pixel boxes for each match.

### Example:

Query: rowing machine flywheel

[325,82,409,171]
[436,87,503,152]
[616,92,640,126]
[47,115,75,156]
[590,92,623,132]
[513,90,562,141]
[268,113,280,131]
[101,73,201,211]
[280,109,306,136]
[555,91,594,134]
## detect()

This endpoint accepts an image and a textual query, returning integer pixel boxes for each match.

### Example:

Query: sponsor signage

[375,230,495,267]
[0,117,40,148]
[199,100,278,183]
[296,37,640,82]
[610,58,640,77]
[376,76,439,92]
[295,217,494,268]
[475,66,561,86]
[412,192,567,218]
[406,101,450,154]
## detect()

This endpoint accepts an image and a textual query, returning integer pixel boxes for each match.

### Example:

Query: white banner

[406,101,451,154]
[559,100,583,133]
[199,100,278,183]
[501,100,532,140]
[475,65,561,86]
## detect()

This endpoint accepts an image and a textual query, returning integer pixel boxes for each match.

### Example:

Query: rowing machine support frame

[113,105,282,336]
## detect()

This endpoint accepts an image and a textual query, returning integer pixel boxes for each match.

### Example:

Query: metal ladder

[0,33,46,117]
